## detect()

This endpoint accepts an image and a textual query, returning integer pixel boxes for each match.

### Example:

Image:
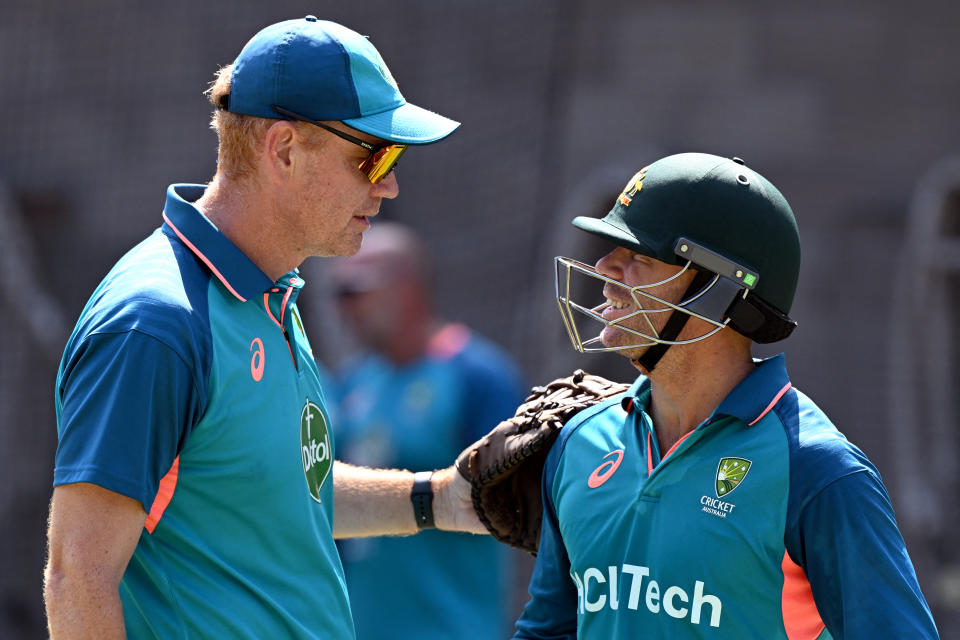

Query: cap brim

[343,102,460,145]
[572,216,659,258]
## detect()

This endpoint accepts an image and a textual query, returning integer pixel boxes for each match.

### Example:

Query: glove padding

[455,370,629,554]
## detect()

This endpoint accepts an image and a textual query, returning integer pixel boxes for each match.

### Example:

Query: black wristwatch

[411,471,436,530]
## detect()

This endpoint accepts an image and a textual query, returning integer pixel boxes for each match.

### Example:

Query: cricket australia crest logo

[300,399,332,503]
[617,166,649,206]
[715,457,751,498]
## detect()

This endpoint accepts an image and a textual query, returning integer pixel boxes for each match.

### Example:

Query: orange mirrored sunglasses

[273,105,407,183]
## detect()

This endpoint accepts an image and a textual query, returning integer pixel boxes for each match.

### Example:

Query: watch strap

[411,471,435,530]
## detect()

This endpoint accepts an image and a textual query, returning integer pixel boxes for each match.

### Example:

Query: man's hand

[432,466,487,534]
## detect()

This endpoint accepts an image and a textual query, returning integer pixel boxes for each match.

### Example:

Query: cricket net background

[2,1,960,636]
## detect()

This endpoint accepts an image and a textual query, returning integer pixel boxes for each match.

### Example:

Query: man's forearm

[332,461,418,538]
[45,571,126,639]
[332,462,486,538]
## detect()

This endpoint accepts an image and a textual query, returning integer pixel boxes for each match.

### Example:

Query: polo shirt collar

[161,184,275,302]
[619,353,792,427]
[713,353,792,426]
[621,375,651,413]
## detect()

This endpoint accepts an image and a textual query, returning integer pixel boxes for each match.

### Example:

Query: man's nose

[372,170,399,199]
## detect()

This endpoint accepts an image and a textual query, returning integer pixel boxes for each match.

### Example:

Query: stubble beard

[600,322,655,360]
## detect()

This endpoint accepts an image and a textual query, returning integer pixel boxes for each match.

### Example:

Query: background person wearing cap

[514,153,938,638]
[323,221,528,640]
[44,17,481,639]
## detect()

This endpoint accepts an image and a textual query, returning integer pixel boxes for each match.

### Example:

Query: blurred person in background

[325,221,528,639]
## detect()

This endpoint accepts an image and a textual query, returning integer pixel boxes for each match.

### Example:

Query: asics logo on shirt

[250,338,265,382]
[588,449,624,488]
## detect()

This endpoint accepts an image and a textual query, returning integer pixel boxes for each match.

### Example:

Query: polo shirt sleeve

[513,435,578,640]
[55,330,204,511]
[788,469,939,639]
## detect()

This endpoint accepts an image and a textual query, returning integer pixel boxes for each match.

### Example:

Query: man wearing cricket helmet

[515,152,938,638]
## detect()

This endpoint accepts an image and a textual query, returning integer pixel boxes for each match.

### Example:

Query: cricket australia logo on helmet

[617,166,649,206]
[300,398,332,503]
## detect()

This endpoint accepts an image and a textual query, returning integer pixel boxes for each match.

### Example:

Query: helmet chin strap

[632,271,715,374]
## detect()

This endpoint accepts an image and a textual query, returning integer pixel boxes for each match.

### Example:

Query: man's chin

[601,327,640,350]
[598,334,646,361]
[319,233,364,258]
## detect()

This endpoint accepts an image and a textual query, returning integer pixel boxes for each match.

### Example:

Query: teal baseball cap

[225,16,459,144]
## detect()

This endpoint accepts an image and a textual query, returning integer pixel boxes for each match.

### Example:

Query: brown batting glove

[455,370,629,554]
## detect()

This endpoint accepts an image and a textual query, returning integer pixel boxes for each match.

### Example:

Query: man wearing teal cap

[45,17,480,639]
[515,153,939,638]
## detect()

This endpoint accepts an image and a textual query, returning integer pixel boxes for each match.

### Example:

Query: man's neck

[643,337,754,456]
[194,176,298,282]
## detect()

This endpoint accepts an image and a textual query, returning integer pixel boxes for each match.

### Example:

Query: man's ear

[263,120,299,183]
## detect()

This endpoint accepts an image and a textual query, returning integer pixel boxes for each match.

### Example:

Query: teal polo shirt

[515,355,938,639]
[54,185,353,639]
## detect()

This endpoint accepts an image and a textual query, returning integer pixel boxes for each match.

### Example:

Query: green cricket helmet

[555,152,800,367]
